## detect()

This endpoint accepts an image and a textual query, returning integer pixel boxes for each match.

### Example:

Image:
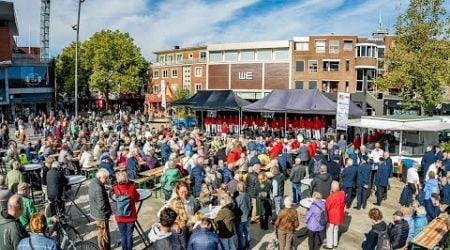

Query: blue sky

[10,0,411,60]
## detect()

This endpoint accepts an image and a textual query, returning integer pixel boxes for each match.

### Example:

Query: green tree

[55,42,90,97]
[83,30,148,109]
[173,88,192,117]
[377,0,450,114]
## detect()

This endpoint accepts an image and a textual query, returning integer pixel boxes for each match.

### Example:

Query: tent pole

[284,112,287,138]
[238,109,241,137]
[399,130,403,156]
[201,110,204,131]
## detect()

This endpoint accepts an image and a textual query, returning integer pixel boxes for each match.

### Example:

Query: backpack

[115,185,132,217]
[373,229,393,250]
[312,203,328,226]
[313,158,322,175]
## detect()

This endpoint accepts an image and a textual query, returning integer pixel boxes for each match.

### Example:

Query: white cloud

[9,0,408,61]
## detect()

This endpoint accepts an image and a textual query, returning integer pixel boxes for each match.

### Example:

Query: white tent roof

[347,116,450,132]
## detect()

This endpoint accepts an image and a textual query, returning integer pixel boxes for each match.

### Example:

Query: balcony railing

[153,58,206,67]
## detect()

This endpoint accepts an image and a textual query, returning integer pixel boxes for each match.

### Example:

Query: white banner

[336,92,350,131]
[161,80,166,110]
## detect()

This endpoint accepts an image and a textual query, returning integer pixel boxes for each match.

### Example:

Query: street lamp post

[74,0,86,117]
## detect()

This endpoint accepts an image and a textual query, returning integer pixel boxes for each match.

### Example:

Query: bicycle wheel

[74,241,100,250]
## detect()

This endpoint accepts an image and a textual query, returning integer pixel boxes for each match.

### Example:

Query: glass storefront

[7,65,49,88]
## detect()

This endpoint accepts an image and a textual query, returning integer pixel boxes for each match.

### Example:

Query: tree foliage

[377,0,450,112]
[56,30,148,108]
[173,88,192,117]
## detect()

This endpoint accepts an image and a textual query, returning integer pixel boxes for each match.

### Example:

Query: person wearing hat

[388,210,409,249]
[274,196,299,250]
[373,157,389,206]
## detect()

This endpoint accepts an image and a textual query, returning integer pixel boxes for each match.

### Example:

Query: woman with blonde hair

[18,213,59,249]
[113,171,140,250]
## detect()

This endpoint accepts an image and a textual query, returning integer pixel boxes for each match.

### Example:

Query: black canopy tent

[242,89,363,130]
[171,90,251,131]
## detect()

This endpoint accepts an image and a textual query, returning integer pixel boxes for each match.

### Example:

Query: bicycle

[45,202,99,250]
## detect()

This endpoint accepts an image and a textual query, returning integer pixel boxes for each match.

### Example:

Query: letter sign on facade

[238,72,253,80]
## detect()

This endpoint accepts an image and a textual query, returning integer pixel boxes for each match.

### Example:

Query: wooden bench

[132,177,150,189]
[411,215,448,249]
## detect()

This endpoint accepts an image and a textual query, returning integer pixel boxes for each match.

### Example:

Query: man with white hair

[89,168,112,250]
[0,195,28,249]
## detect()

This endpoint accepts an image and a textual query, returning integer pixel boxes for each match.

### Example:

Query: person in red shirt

[113,171,140,250]
[307,141,315,159]
[353,134,361,150]
[270,139,283,158]
[320,116,327,139]
[210,116,217,135]
[233,115,239,134]
[221,122,229,141]
[298,116,305,136]
[227,115,234,134]
[217,115,223,134]
[325,181,346,249]
[291,138,300,150]
[305,118,312,139]
[313,116,321,140]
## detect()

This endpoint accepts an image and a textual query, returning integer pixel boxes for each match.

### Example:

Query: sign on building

[238,72,253,80]
[336,92,350,131]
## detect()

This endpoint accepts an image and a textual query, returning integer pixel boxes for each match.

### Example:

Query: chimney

[174,45,180,49]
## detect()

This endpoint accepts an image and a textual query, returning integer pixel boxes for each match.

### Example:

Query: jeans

[236,221,250,250]
[356,186,368,209]
[274,196,283,215]
[220,237,235,250]
[326,224,339,248]
[292,183,301,204]
[117,222,135,250]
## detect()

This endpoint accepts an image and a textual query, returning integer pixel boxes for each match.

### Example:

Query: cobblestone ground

[11,125,403,250]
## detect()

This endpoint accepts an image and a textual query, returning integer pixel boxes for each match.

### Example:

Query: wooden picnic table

[48,153,59,159]
[139,167,164,178]
[411,214,448,249]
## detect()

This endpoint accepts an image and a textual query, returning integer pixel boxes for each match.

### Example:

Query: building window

[329,40,339,54]
[322,81,339,93]
[189,53,193,59]
[345,81,349,92]
[200,51,207,60]
[240,50,255,61]
[256,49,272,61]
[308,60,318,73]
[195,83,202,93]
[344,41,353,51]
[152,85,160,94]
[346,60,350,71]
[378,47,385,59]
[183,82,190,90]
[295,42,309,51]
[158,56,164,64]
[295,80,304,89]
[224,51,238,62]
[162,69,168,78]
[295,61,305,72]
[356,68,376,92]
[274,49,289,61]
[167,55,173,65]
[172,69,178,78]
[209,52,223,62]
[176,54,183,62]
[323,61,339,72]
[356,45,377,57]
[195,67,202,77]
[315,40,326,53]
[308,80,317,89]
[153,70,159,78]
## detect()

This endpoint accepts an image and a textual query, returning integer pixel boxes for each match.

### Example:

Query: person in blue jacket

[421,146,436,178]
[373,157,389,206]
[341,158,357,209]
[190,157,205,198]
[424,193,442,221]
[440,177,450,205]
[355,155,371,209]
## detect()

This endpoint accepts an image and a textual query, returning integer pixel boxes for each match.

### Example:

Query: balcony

[153,58,206,67]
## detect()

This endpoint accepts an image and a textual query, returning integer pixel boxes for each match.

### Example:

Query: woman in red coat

[325,181,345,249]
[113,171,140,250]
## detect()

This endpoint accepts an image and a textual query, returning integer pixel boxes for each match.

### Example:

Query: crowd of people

[0,110,449,250]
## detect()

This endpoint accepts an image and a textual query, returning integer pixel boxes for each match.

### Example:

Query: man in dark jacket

[388,210,409,249]
[290,158,306,204]
[373,158,389,206]
[190,157,205,198]
[187,218,224,250]
[310,164,332,199]
[246,164,260,222]
[47,161,68,216]
[355,155,371,209]
[0,195,28,250]
[277,148,292,177]
[148,207,182,250]
[89,168,112,250]
[341,158,357,209]
[327,156,341,181]
[308,150,325,178]
[422,146,436,178]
